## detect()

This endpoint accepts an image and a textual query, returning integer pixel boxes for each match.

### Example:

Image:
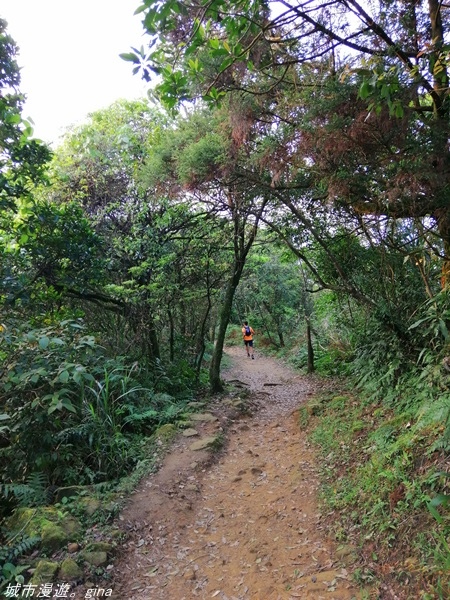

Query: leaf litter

[107,346,363,599]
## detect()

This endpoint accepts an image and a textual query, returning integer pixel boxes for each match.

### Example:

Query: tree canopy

[128,0,450,284]
[0,18,51,214]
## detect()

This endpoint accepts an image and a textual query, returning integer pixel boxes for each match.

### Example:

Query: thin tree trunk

[306,319,314,374]
[147,318,160,361]
[209,270,241,393]
[168,308,175,362]
[195,296,212,382]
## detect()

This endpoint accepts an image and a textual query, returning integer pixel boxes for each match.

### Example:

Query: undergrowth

[304,388,450,599]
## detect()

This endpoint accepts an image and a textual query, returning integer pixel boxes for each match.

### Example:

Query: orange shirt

[242,326,254,341]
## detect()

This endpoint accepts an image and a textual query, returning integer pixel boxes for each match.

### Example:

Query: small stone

[67,543,79,553]
[183,568,196,580]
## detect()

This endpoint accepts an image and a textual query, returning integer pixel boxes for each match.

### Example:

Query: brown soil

[110,347,363,599]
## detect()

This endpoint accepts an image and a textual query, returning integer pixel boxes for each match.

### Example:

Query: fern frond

[0,472,47,507]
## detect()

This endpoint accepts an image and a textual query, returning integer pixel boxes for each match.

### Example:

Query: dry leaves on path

[107,347,362,600]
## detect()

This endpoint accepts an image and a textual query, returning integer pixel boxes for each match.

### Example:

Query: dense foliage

[1,6,450,594]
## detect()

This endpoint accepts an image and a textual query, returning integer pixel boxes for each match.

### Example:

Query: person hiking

[242,321,255,359]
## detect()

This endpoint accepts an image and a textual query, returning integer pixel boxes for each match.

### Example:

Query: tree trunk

[168,308,175,362]
[435,208,450,289]
[194,297,212,382]
[209,269,241,393]
[208,194,268,393]
[306,319,314,374]
[147,318,161,361]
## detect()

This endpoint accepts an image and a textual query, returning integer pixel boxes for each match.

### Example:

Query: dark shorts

[244,339,253,347]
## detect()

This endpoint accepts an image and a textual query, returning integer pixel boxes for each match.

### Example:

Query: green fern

[1,472,47,507]
[0,535,40,589]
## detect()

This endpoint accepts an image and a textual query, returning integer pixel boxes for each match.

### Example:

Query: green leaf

[58,370,70,383]
[38,336,50,350]
[134,4,148,15]
[408,317,428,330]
[61,398,77,413]
[119,52,141,64]
[358,80,371,100]
[430,493,450,508]
[48,402,62,415]
[438,319,449,340]
[428,502,443,524]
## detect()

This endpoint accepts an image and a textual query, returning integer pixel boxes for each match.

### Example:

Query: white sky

[1,0,149,146]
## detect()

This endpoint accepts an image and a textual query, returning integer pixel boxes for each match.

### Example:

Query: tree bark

[168,308,175,362]
[209,268,243,393]
[306,319,314,374]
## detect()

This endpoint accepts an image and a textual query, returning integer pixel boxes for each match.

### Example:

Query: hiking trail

[111,347,362,599]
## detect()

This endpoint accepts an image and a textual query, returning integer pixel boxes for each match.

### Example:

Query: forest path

[111,347,362,599]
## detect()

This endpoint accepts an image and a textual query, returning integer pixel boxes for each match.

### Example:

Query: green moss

[6,507,57,538]
[80,496,102,517]
[59,558,83,580]
[155,423,177,439]
[5,506,82,550]
[85,542,113,553]
[30,560,59,585]
[41,524,69,552]
[81,551,108,567]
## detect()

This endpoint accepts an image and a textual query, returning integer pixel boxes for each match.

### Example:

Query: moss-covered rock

[81,551,108,567]
[187,401,207,409]
[30,560,59,585]
[155,423,177,438]
[6,507,81,546]
[80,496,102,517]
[6,507,56,538]
[41,523,69,552]
[58,557,83,581]
[86,542,114,553]
[189,413,218,422]
[60,514,82,537]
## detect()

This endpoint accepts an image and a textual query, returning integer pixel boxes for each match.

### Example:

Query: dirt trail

[111,347,362,599]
